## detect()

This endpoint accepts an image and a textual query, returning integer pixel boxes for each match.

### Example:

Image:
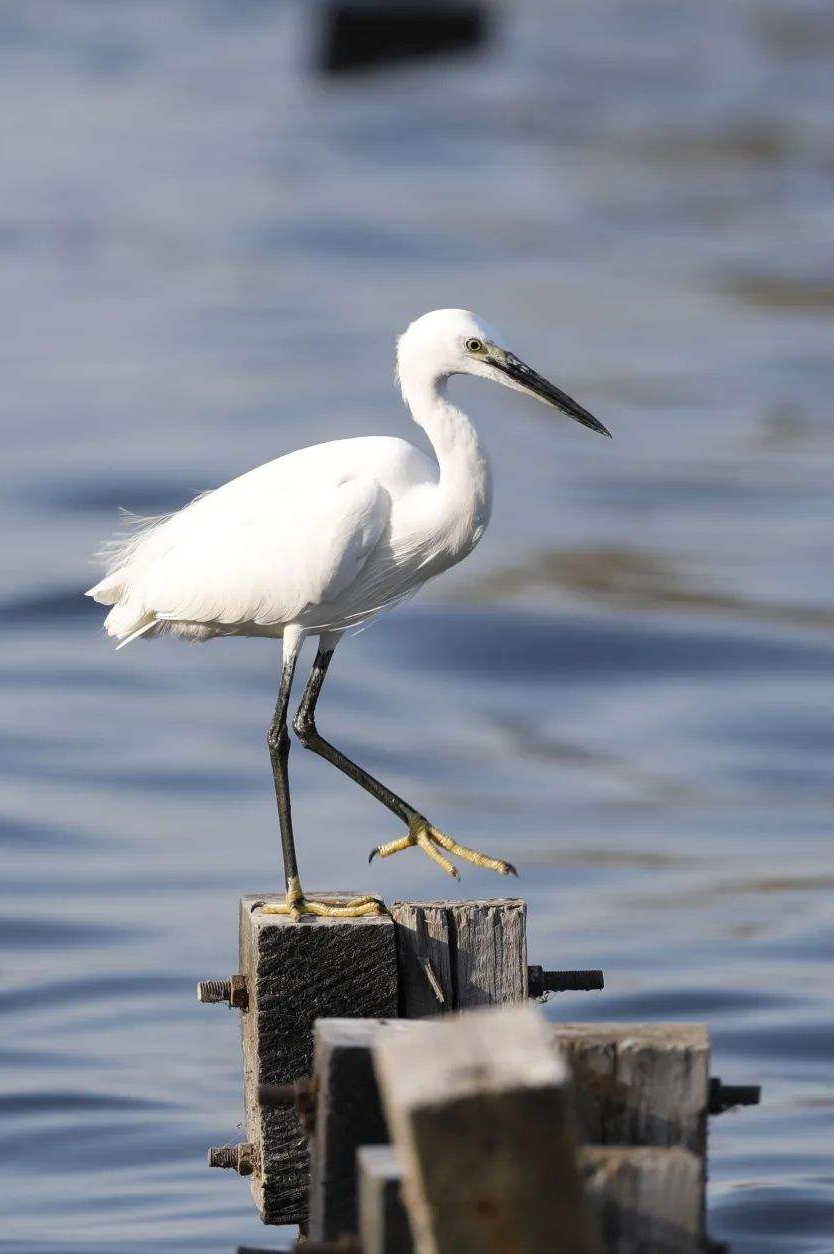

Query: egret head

[397,308,611,438]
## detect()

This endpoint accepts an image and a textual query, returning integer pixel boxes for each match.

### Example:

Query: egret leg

[293,642,516,881]
[266,637,382,920]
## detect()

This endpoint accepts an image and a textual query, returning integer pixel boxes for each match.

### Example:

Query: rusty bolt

[197,974,248,1010]
[207,1142,256,1175]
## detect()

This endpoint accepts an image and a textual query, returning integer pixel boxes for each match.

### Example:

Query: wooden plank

[357,1146,414,1254]
[580,1146,703,1253]
[389,899,527,1016]
[374,1005,601,1254]
[389,902,452,1017]
[238,893,398,1226]
[555,1024,710,1156]
[308,1019,414,1242]
[449,899,528,1007]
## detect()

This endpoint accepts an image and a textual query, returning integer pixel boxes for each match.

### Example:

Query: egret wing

[131,472,390,632]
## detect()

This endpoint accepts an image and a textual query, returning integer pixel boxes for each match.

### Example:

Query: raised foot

[262,879,385,920]
[368,816,517,881]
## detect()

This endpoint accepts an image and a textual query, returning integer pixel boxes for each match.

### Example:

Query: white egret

[87,309,611,918]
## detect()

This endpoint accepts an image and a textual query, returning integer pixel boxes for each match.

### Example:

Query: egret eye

[465,337,483,353]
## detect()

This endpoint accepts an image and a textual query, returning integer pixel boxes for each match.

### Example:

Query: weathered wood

[238,894,398,1225]
[308,1019,414,1241]
[374,1005,601,1254]
[390,902,452,1016]
[554,1024,710,1156]
[580,1146,703,1253]
[390,898,527,1015]
[357,1146,414,1254]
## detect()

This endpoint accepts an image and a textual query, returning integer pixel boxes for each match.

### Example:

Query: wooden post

[554,1024,710,1155]
[390,898,527,1015]
[373,1005,601,1254]
[301,1016,711,1245]
[238,894,398,1225]
[308,1019,414,1242]
[580,1146,703,1254]
[304,899,528,1239]
[357,1146,414,1254]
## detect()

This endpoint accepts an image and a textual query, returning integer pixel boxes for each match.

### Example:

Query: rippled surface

[0,2,831,1251]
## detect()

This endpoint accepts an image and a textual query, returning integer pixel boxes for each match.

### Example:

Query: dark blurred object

[528,966,605,998]
[708,1077,761,1115]
[318,1,488,74]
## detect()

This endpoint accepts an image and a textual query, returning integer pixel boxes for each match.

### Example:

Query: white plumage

[88,309,608,650]
[87,308,609,915]
[88,436,435,645]
[88,309,501,648]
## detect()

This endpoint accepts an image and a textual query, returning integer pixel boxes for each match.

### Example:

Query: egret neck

[401,369,493,557]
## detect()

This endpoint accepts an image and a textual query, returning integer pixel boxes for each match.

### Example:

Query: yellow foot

[262,877,385,920]
[368,816,517,881]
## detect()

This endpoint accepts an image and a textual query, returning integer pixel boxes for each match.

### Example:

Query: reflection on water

[465,544,833,629]
[0,2,831,1252]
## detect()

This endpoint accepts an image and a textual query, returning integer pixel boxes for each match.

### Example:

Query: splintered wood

[390,898,527,1014]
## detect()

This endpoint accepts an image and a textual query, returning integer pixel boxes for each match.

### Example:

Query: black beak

[495,353,612,438]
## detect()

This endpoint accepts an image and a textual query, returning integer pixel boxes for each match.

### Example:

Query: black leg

[293,646,420,826]
[293,641,516,880]
[267,651,299,889]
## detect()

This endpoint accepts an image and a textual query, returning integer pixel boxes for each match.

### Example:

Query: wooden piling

[554,1023,710,1155]
[197,890,746,1250]
[390,898,527,1015]
[308,1019,414,1242]
[237,894,398,1225]
[302,1015,712,1249]
[581,1146,703,1254]
[357,1146,414,1254]
[373,1004,601,1254]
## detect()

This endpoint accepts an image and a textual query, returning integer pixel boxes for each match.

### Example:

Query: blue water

[0,2,831,1251]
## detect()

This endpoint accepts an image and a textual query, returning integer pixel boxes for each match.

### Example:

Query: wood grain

[238,894,397,1225]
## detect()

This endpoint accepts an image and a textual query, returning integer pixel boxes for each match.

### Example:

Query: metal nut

[197,974,248,1010]
[228,973,248,1008]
